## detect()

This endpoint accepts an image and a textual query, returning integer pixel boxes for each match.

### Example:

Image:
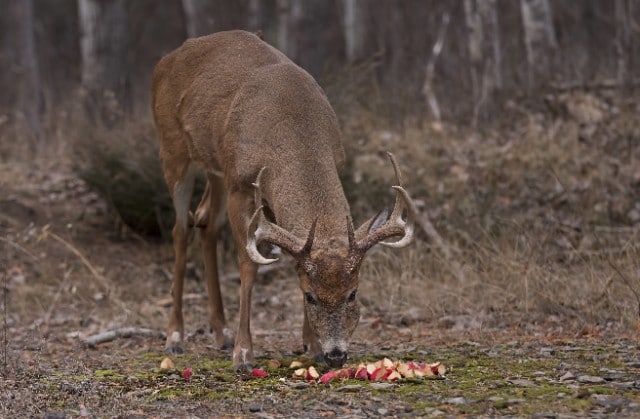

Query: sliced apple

[251,368,268,378]
[319,371,337,384]
[160,357,174,369]
[289,360,304,369]
[306,366,320,380]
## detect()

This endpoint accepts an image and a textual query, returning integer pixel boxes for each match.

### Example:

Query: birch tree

[2,0,45,152]
[520,0,557,88]
[464,0,501,124]
[342,0,366,63]
[181,0,215,38]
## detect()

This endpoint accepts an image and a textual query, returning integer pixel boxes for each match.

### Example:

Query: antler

[351,152,417,255]
[245,167,317,265]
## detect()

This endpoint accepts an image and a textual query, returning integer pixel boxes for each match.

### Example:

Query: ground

[2,98,640,417]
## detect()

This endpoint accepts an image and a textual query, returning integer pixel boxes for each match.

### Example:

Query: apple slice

[355,365,369,380]
[396,362,415,378]
[289,360,304,369]
[160,357,175,369]
[430,362,446,376]
[252,368,268,378]
[306,366,320,380]
[386,370,402,381]
[319,371,337,384]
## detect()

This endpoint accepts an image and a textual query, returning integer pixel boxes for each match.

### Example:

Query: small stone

[577,375,605,384]
[370,382,395,390]
[247,403,261,413]
[509,378,535,387]
[446,397,467,405]
[335,384,363,392]
[377,408,389,415]
[559,372,575,382]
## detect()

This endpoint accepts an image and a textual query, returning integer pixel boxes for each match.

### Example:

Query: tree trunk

[342,0,366,63]
[247,0,261,32]
[614,0,631,87]
[277,0,302,60]
[464,0,502,125]
[181,0,215,38]
[2,0,45,153]
[520,0,557,89]
[78,0,130,127]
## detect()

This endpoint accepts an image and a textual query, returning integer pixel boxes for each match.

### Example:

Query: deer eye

[347,290,357,302]
[305,292,317,305]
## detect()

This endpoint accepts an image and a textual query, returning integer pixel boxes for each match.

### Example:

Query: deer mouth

[324,348,348,368]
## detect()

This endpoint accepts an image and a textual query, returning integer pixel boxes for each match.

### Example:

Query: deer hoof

[166,344,184,354]
[234,362,253,373]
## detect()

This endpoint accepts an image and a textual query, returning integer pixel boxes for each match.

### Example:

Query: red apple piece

[252,368,268,378]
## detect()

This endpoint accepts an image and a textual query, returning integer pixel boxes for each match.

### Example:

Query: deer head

[247,152,416,367]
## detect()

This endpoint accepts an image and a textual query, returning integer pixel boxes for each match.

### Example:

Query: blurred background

[2,0,639,146]
[1,0,640,343]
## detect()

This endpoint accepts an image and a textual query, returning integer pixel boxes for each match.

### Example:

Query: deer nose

[324,348,347,368]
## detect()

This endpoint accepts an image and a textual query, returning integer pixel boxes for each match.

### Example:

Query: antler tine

[301,218,318,254]
[246,167,314,264]
[252,166,267,206]
[386,152,403,187]
[351,152,417,252]
[379,185,416,248]
[246,205,279,264]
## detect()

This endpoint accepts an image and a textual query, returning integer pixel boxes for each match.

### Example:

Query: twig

[592,232,640,318]
[38,226,130,314]
[605,253,640,318]
[40,226,111,292]
[2,265,7,376]
[83,327,166,347]
[416,214,465,283]
[0,236,39,260]
[550,78,640,91]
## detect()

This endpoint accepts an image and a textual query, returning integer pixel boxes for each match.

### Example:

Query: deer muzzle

[324,347,348,368]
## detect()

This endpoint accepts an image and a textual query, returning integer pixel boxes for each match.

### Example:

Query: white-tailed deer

[152,30,416,371]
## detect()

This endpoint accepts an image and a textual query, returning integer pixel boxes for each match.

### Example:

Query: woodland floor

[2,101,640,418]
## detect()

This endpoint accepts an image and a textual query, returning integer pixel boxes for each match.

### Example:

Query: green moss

[94,369,125,380]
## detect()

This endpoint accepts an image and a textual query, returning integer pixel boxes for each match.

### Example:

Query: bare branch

[83,327,166,347]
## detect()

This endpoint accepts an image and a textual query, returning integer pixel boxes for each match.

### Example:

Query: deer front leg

[302,309,323,362]
[166,212,190,353]
[227,191,258,372]
[165,164,196,354]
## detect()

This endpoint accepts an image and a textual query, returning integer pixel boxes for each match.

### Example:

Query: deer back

[152,30,350,241]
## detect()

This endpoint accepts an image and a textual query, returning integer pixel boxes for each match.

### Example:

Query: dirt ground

[2,116,640,417]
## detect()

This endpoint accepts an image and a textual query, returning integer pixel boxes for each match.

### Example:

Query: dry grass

[1,90,639,347]
[350,93,640,330]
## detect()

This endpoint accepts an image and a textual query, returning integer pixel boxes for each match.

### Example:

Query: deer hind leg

[165,161,197,354]
[198,173,233,349]
[227,190,258,372]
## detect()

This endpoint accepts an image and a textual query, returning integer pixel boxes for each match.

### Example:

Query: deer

[151,30,417,372]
